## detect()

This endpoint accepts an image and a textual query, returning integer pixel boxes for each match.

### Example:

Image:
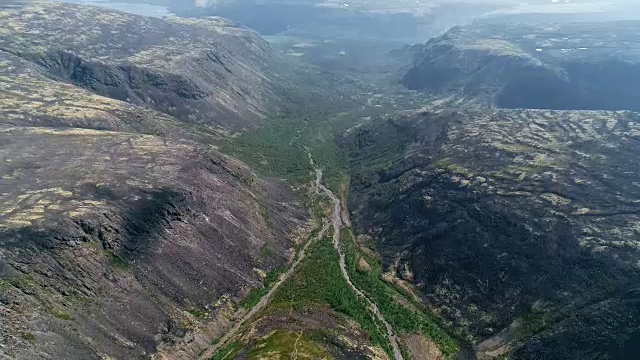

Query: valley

[1,1,640,360]
[200,165,406,360]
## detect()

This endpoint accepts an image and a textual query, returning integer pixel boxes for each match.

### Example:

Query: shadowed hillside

[344,107,640,359]
[403,22,640,111]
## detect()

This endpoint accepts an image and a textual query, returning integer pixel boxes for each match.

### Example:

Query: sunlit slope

[0,1,277,131]
[0,3,308,359]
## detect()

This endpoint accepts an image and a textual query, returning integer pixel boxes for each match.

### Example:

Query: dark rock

[344,108,640,359]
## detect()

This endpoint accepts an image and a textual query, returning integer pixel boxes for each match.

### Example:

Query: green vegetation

[400,343,410,360]
[221,81,355,195]
[238,266,286,310]
[105,251,130,270]
[247,330,330,359]
[512,309,553,341]
[5,274,37,294]
[222,116,312,185]
[258,202,273,224]
[21,332,36,342]
[259,245,279,263]
[341,229,460,358]
[50,307,73,321]
[186,307,211,320]
[210,342,242,360]
[221,112,350,194]
[267,231,393,355]
[347,121,411,190]
[307,194,332,225]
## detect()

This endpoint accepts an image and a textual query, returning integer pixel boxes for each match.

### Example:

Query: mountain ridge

[402,22,640,111]
[0,3,313,359]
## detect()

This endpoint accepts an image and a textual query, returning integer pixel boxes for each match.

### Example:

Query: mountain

[345,21,640,360]
[402,22,640,111]
[0,1,277,132]
[156,0,506,42]
[4,3,640,360]
[0,3,308,359]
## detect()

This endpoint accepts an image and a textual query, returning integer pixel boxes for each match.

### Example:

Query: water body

[54,0,173,18]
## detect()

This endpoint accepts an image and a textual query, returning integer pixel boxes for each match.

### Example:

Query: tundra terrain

[2,2,640,360]
[0,3,309,359]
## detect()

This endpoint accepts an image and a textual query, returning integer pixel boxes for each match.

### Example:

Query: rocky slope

[0,3,308,359]
[344,106,640,359]
[347,20,640,360]
[339,16,640,359]
[183,17,640,357]
[402,22,640,111]
[0,128,307,359]
[0,1,278,132]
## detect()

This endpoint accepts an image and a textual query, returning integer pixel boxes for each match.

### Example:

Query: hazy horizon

[51,0,640,18]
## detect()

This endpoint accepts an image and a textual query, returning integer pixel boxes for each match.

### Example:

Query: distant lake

[54,0,173,18]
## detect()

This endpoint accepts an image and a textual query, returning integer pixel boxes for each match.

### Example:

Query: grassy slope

[267,229,393,355]
[341,229,460,358]
[209,226,393,359]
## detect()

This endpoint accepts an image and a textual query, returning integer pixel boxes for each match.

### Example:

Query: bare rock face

[344,107,640,359]
[403,22,640,111]
[0,3,307,359]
